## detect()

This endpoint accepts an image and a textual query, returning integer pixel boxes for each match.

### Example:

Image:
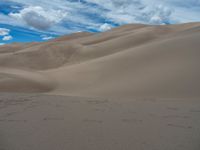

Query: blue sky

[0,0,200,44]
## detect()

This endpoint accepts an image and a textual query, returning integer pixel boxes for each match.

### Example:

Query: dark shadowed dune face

[0,23,200,98]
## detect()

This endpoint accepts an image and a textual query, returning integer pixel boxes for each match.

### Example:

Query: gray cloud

[138,5,173,24]
[3,0,200,34]
[10,6,67,30]
[86,0,174,25]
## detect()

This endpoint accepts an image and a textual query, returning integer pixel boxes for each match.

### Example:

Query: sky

[0,0,200,44]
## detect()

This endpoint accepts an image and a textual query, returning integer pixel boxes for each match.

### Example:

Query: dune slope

[0,23,200,98]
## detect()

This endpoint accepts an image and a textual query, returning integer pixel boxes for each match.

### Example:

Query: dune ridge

[0,23,200,98]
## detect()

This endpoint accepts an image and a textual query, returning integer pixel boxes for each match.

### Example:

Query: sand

[0,23,200,98]
[0,23,200,150]
[0,93,200,150]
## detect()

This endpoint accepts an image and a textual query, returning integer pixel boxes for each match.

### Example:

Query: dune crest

[0,23,200,98]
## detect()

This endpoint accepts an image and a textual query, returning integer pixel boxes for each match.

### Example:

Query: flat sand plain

[0,93,200,150]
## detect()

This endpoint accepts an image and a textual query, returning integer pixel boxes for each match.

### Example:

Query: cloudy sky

[0,0,200,44]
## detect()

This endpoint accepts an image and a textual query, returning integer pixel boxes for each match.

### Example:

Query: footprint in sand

[83,119,103,124]
[167,107,179,111]
[7,119,27,123]
[162,115,190,119]
[43,117,64,121]
[122,118,143,123]
[167,123,192,129]
[86,100,109,105]
[190,109,200,113]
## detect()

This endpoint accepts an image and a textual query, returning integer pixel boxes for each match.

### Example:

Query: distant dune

[0,23,200,98]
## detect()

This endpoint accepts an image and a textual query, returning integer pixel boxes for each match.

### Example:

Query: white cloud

[99,23,113,31]
[0,28,13,41]
[10,6,68,30]
[3,0,200,36]
[86,0,173,25]
[0,28,10,36]
[0,43,5,46]
[140,5,173,24]
[41,35,54,40]
[2,35,13,41]
[143,0,200,23]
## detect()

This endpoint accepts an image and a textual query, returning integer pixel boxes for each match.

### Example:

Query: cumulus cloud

[1,0,200,37]
[86,0,173,25]
[99,23,113,31]
[0,28,10,36]
[0,0,184,37]
[2,35,13,41]
[139,5,173,24]
[10,6,68,30]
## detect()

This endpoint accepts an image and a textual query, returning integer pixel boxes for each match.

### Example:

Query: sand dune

[0,23,200,98]
[1,23,200,150]
[0,67,55,92]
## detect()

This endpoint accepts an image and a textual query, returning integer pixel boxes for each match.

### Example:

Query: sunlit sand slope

[0,23,200,98]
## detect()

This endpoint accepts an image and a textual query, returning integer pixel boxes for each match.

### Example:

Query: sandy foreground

[0,93,200,150]
[0,23,200,149]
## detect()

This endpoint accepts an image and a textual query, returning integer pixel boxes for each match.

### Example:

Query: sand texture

[0,93,200,150]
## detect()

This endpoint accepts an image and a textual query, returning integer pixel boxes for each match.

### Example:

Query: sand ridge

[0,23,200,98]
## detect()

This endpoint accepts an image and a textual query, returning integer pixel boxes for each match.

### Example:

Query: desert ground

[0,23,200,150]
